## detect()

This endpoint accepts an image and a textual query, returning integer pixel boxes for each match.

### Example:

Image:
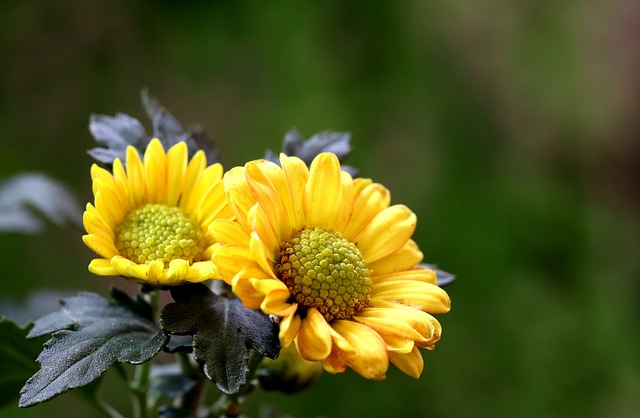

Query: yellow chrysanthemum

[83,139,233,285]
[210,152,451,379]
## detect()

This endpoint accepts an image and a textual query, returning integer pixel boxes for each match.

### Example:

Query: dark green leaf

[0,318,46,406]
[19,290,168,407]
[265,129,356,175]
[160,284,280,394]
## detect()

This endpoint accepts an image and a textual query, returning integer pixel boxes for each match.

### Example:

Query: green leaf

[160,284,280,394]
[19,289,169,407]
[0,318,46,406]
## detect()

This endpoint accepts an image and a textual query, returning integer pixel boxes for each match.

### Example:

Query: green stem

[78,391,126,418]
[178,351,209,415]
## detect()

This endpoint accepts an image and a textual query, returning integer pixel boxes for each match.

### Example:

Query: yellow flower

[83,139,232,285]
[210,152,451,380]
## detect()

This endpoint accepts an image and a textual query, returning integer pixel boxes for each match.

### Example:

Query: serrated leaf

[19,290,169,407]
[141,90,218,163]
[0,318,46,406]
[265,129,356,176]
[0,173,82,234]
[87,113,151,164]
[160,284,280,394]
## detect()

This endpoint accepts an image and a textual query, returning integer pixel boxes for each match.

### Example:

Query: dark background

[2,1,640,417]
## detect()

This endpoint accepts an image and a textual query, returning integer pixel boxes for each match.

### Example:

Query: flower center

[276,227,372,322]
[115,203,205,266]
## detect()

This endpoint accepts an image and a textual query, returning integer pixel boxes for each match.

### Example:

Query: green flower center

[115,203,205,266]
[276,227,372,322]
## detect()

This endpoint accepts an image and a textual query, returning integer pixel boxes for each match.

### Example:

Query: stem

[78,391,126,418]
[178,352,209,415]
[130,288,159,418]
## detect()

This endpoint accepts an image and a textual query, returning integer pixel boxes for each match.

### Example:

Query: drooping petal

[88,258,118,276]
[328,320,388,380]
[82,234,119,258]
[279,305,301,347]
[295,308,332,361]
[388,346,424,378]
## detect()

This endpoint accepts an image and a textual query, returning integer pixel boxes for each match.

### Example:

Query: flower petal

[372,267,438,285]
[165,141,188,206]
[209,219,250,245]
[246,160,292,240]
[280,154,308,229]
[389,346,424,378]
[82,234,119,258]
[303,153,343,230]
[295,308,332,361]
[88,258,118,276]
[279,305,301,347]
[342,182,390,241]
[367,239,423,275]
[355,205,416,263]
[371,281,451,313]
[144,139,167,203]
[329,320,388,380]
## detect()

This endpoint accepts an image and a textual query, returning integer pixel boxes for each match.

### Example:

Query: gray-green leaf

[19,289,168,407]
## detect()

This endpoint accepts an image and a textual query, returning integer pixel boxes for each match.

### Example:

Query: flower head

[83,139,232,285]
[210,152,451,379]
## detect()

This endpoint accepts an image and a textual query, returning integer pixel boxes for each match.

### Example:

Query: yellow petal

[295,308,332,361]
[333,171,355,232]
[88,258,118,276]
[145,260,165,283]
[231,267,273,309]
[82,234,119,258]
[342,182,390,241]
[111,256,148,281]
[209,219,250,245]
[246,160,291,240]
[125,145,146,207]
[82,210,114,240]
[213,244,255,283]
[180,150,206,209]
[330,320,388,380]
[303,153,343,230]
[247,204,281,263]
[165,141,188,206]
[186,261,216,282]
[185,163,223,216]
[389,346,424,378]
[367,239,423,275]
[279,305,301,347]
[355,205,416,263]
[280,154,308,229]
[249,230,278,280]
[371,281,451,313]
[372,267,437,285]
[144,139,167,203]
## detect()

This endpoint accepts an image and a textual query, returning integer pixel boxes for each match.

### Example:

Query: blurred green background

[2,0,640,417]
